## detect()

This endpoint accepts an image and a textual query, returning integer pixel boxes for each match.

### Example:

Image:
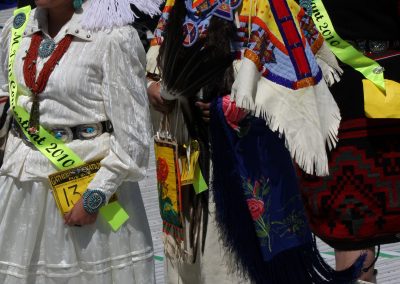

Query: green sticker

[99,201,129,231]
[193,164,208,194]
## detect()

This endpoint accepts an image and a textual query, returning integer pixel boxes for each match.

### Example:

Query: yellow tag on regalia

[363,79,400,119]
[180,140,200,186]
[48,160,101,215]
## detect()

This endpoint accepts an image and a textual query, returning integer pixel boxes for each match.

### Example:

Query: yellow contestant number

[52,174,96,214]
[49,160,101,215]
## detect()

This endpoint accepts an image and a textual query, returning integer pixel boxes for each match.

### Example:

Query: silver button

[75,29,79,34]
[373,67,385,74]
[86,34,91,39]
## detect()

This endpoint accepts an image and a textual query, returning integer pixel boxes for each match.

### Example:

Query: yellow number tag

[48,160,101,215]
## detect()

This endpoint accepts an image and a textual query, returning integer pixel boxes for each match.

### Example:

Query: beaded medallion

[38,38,56,58]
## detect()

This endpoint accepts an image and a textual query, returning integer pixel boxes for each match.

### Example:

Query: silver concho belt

[11,120,113,144]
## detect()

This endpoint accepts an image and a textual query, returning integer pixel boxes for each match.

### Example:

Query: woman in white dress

[0,0,160,283]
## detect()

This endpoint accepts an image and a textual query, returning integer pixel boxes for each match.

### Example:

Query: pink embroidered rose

[247,198,265,221]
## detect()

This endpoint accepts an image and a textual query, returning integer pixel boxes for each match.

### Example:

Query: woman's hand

[147,81,173,114]
[64,198,98,226]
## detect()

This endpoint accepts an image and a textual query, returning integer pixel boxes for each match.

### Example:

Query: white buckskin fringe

[231,58,260,111]
[231,58,341,176]
[316,42,343,86]
[163,234,193,264]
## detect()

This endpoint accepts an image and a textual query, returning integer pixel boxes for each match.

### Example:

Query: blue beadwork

[39,38,56,58]
[83,189,106,214]
[13,13,26,29]
[86,127,95,134]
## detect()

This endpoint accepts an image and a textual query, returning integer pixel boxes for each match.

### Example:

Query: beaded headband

[81,0,163,30]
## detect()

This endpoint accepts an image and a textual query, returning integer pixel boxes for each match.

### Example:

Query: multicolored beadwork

[181,0,243,47]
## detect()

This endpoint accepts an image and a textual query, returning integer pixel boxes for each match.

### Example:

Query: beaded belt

[348,39,400,54]
[11,120,113,145]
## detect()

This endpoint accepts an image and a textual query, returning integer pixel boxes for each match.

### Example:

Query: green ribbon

[311,0,386,91]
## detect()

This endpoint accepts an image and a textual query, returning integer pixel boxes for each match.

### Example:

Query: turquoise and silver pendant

[38,38,56,58]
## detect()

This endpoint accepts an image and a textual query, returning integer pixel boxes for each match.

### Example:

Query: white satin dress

[0,7,154,284]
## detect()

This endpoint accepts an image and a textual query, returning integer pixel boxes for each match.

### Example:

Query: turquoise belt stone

[12,120,113,144]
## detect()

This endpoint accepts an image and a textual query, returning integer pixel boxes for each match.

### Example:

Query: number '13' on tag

[48,160,101,215]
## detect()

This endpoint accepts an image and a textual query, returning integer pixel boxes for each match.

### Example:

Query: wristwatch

[82,189,106,214]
